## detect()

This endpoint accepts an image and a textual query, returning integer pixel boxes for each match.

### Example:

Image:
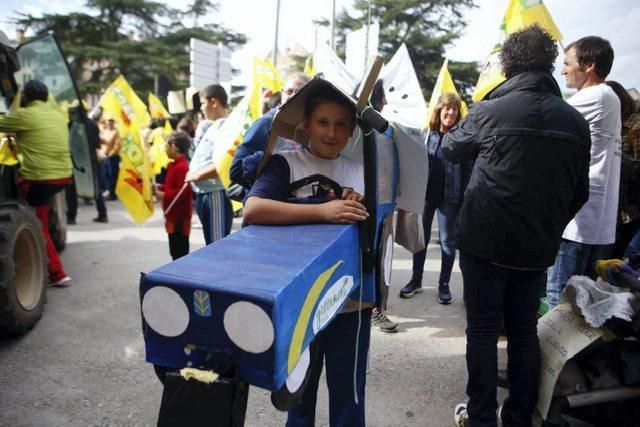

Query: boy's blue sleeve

[247,154,291,201]
[230,109,276,188]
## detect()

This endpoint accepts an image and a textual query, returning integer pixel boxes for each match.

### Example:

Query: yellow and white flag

[472,0,562,102]
[115,123,154,223]
[253,57,284,94]
[248,57,285,119]
[148,93,172,119]
[100,76,151,136]
[100,76,154,223]
[0,136,18,166]
[211,95,261,211]
[427,59,469,126]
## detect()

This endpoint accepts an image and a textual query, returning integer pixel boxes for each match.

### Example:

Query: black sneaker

[438,283,452,304]
[371,310,398,333]
[400,280,423,298]
[93,216,109,223]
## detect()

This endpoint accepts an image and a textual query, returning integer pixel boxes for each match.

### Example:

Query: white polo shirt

[562,83,621,245]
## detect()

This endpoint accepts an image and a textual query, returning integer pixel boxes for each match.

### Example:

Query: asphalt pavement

[0,199,508,426]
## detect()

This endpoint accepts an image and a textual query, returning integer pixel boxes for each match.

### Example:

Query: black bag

[157,370,249,426]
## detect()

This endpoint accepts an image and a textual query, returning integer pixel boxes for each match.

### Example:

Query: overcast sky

[1,0,638,93]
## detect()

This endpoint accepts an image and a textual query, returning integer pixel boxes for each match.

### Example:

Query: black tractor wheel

[0,200,48,336]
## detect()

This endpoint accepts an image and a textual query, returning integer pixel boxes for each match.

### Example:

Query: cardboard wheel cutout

[0,201,47,335]
[270,339,320,411]
[376,213,394,311]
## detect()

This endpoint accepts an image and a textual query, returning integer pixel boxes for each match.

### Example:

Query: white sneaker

[454,403,468,427]
[51,276,72,287]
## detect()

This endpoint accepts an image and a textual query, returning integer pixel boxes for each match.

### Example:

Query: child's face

[166,141,178,159]
[304,101,355,160]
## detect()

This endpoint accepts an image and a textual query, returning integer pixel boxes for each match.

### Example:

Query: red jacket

[160,156,192,224]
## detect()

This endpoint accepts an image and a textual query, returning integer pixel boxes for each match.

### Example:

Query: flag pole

[164,183,189,216]
[273,0,281,66]
[331,0,336,51]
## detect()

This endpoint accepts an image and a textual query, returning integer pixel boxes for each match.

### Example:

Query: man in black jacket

[442,26,591,426]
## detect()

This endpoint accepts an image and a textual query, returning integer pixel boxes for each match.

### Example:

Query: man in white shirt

[547,36,622,308]
[185,84,231,245]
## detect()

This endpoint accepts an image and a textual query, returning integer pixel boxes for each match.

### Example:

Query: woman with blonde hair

[400,92,472,304]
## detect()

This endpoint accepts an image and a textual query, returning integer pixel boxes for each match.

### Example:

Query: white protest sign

[536,304,604,419]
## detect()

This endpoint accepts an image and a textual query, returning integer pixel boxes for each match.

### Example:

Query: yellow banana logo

[287,260,343,373]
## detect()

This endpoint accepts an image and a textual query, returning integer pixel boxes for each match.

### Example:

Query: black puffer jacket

[442,71,591,269]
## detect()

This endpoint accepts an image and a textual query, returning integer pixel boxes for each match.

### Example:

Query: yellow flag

[116,123,154,223]
[100,76,151,136]
[163,119,173,135]
[0,136,18,166]
[148,127,171,175]
[210,95,260,211]
[427,59,469,127]
[247,84,262,125]
[148,93,172,119]
[472,0,562,102]
[304,56,316,78]
[503,0,562,40]
[253,57,284,93]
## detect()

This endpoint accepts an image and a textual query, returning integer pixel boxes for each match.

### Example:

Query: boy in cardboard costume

[244,84,371,426]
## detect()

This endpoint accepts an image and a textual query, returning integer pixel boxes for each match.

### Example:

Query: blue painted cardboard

[140,223,373,390]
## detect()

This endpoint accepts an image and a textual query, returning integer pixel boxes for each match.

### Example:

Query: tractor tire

[49,192,67,252]
[0,200,48,336]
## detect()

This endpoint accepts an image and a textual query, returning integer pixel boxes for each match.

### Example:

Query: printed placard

[536,304,604,419]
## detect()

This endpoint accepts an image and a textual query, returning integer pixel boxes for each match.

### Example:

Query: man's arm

[185,163,218,182]
[441,106,481,163]
[0,108,28,132]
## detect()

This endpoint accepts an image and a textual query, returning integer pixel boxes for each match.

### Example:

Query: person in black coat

[442,25,591,427]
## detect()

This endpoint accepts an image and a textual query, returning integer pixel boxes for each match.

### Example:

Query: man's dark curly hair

[500,25,558,79]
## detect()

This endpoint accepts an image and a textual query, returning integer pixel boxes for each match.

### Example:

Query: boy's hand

[320,199,368,224]
[341,187,364,204]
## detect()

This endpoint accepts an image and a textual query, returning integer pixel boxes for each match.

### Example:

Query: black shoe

[400,280,422,298]
[67,218,76,225]
[93,216,108,223]
[371,310,398,333]
[438,283,452,304]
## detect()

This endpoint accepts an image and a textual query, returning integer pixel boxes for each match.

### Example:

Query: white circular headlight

[142,286,190,337]
[223,301,274,354]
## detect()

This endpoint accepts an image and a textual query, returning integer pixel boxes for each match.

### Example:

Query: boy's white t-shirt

[562,83,621,245]
[280,150,364,199]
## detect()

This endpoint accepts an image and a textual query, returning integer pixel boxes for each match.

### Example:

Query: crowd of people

[2,22,639,427]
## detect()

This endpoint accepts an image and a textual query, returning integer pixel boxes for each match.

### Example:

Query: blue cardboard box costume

[139,77,426,394]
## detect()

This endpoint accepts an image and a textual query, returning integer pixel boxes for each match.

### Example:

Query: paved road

[1,200,507,426]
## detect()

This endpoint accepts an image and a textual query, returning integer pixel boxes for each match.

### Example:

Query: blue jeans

[98,159,110,192]
[460,252,543,427]
[286,309,372,427]
[106,155,120,198]
[412,200,459,284]
[625,229,640,259]
[195,190,233,245]
[546,239,607,308]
